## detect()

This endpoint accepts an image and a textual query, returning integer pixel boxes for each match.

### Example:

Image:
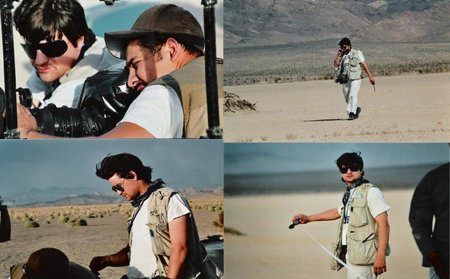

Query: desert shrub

[66,218,88,227]
[213,211,224,228]
[24,220,40,228]
[86,213,98,218]
[58,215,70,224]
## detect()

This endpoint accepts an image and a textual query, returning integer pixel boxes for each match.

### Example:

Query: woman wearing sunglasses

[291,152,391,279]
[13,0,122,108]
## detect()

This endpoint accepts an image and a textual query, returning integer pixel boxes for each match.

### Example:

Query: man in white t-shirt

[17,4,213,139]
[333,38,375,120]
[89,153,211,279]
[292,152,390,279]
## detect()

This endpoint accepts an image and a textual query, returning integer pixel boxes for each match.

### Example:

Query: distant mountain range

[6,186,223,207]
[225,0,450,47]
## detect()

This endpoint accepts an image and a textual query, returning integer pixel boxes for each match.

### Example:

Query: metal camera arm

[1,0,19,139]
[202,0,222,139]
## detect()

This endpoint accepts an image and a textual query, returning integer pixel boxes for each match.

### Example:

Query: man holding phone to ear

[333,38,375,120]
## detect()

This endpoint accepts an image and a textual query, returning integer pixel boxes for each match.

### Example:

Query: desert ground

[0,194,223,279]
[225,189,428,279]
[224,72,450,142]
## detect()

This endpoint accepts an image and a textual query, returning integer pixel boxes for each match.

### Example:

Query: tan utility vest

[333,183,390,267]
[149,57,224,138]
[348,48,362,81]
[128,187,222,279]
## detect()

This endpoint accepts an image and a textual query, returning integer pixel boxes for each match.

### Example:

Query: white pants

[346,254,375,279]
[342,79,362,114]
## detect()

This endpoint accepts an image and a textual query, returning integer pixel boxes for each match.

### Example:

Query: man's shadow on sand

[303,118,349,122]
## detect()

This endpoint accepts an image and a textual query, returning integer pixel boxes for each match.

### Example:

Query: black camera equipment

[18,68,136,137]
[336,73,349,84]
[1,0,19,138]
[0,196,11,242]
[202,0,222,139]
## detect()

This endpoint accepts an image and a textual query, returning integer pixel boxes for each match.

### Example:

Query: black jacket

[409,163,449,267]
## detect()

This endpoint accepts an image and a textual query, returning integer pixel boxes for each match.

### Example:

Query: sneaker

[348,112,355,120]
[354,107,362,119]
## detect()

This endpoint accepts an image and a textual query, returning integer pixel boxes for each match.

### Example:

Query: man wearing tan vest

[89,153,221,279]
[292,152,390,279]
[17,4,223,139]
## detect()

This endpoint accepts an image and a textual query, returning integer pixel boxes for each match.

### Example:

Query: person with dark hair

[13,0,122,108]
[292,152,390,279]
[409,163,449,279]
[89,153,221,279]
[16,3,223,139]
[9,247,97,279]
[334,37,375,120]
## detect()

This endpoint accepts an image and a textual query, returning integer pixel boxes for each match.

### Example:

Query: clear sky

[225,143,449,175]
[0,140,223,196]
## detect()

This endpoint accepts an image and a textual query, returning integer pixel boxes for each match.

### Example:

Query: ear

[128,171,137,180]
[165,37,179,61]
[75,35,85,50]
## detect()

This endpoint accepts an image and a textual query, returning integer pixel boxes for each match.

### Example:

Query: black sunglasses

[112,185,125,192]
[21,40,68,59]
[339,165,360,174]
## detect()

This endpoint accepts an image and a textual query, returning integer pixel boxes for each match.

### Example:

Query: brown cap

[105,4,204,59]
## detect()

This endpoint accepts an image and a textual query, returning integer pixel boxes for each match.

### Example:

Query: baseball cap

[105,4,204,59]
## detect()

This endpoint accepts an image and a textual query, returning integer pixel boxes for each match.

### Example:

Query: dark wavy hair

[13,0,96,47]
[96,153,153,183]
[336,152,364,173]
[136,33,203,59]
[339,37,351,48]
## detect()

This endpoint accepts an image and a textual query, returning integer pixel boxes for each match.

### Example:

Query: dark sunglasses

[339,165,360,174]
[21,40,68,59]
[112,185,125,192]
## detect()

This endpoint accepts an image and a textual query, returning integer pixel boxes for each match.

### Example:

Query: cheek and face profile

[26,33,84,83]
[125,39,176,93]
[339,164,362,185]
[108,173,139,201]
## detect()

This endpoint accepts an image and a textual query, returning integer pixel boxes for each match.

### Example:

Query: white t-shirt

[39,78,86,108]
[338,187,390,245]
[127,193,191,279]
[341,49,365,76]
[118,85,183,138]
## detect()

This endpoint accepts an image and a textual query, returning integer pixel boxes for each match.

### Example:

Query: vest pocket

[349,206,368,227]
[148,211,167,254]
[347,232,377,264]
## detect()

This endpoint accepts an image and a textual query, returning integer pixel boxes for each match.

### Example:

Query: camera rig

[1,0,222,139]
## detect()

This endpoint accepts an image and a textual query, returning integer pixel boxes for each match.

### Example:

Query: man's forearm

[361,62,373,79]
[376,215,390,257]
[309,208,340,222]
[109,246,130,267]
[167,244,188,278]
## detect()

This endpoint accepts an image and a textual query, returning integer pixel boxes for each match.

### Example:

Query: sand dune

[0,196,223,279]
[224,73,450,142]
[225,190,428,279]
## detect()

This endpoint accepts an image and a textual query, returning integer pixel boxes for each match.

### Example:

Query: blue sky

[225,143,449,174]
[0,140,223,196]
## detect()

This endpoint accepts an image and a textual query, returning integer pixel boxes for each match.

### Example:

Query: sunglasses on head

[21,40,68,59]
[339,165,360,174]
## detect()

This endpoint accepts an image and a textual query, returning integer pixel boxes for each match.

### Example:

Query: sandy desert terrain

[224,72,450,142]
[225,189,429,279]
[0,194,223,279]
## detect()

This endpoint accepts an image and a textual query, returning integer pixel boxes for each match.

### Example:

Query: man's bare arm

[89,245,130,275]
[373,212,389,276]
[167,215,189,279]
[361,62,375,85]
[292,208,340,224]
[17,103,155,139]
